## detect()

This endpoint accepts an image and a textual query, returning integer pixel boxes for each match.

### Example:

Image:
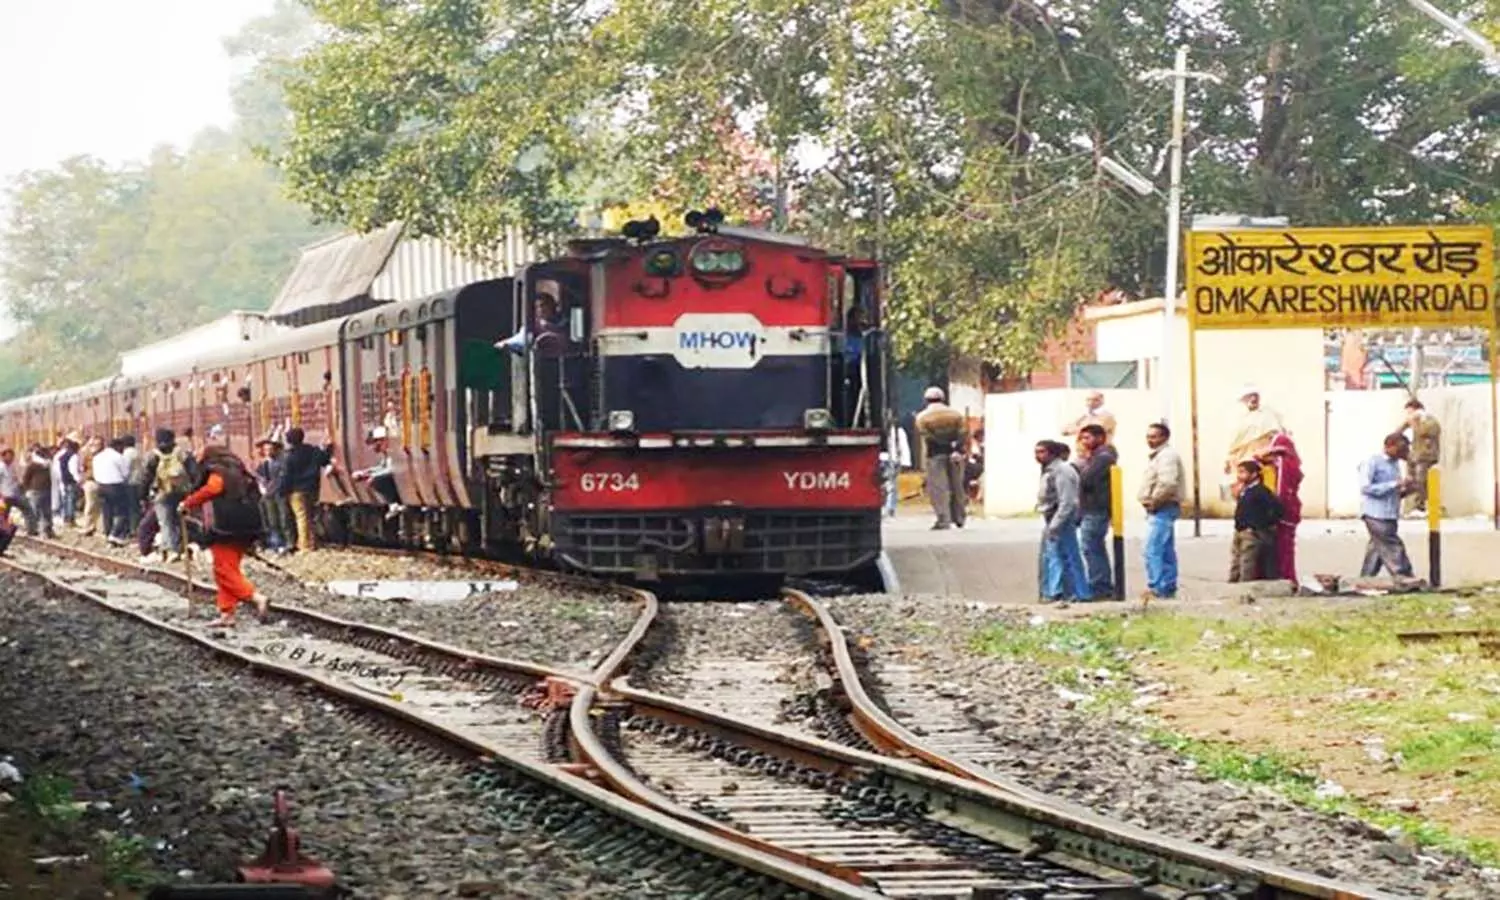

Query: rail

[781,588,1396,900]
[0,537,868,898]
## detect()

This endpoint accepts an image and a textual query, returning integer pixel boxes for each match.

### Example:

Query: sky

[0,0,276,337]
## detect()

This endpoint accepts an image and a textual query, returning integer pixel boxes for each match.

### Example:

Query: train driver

[495,291,566,355]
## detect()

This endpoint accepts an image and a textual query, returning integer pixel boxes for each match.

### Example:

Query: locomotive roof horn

[622,216,661,242]
[684,207,725,234]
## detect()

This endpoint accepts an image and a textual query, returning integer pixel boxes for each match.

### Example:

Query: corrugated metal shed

[267,222,405,324]
[267,223,536,327]
[371,231,536,302]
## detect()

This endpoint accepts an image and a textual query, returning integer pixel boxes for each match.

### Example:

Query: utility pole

[1141,47,1220,425]
[1158,46,1188,424]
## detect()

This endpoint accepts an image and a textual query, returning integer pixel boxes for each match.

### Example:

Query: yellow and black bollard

[1110,464,1126,602]
[1428,467,1442,588]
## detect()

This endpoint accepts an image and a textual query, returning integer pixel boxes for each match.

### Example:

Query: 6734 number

[579,472,641,492]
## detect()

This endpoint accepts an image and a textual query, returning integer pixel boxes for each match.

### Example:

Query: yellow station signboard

[1185,225,1495,330]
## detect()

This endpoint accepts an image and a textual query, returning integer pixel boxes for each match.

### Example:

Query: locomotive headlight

[608,409,636,434]
[804,408,833,432]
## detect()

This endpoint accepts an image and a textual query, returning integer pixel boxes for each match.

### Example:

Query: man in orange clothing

[179,444,269,628]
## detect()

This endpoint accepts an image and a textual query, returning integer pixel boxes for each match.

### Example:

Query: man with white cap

[914,387,969,529]
[1224,385,1284,486]
[352,426,403,520]
[1061,390,1117,456]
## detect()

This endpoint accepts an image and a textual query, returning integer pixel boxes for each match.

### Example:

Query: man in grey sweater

[1035,439,1092,603]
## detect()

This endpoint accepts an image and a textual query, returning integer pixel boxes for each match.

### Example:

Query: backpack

[155,449,192,496]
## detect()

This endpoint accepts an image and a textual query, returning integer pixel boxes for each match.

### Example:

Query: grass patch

[1152,730,1500,866]
[17,774,84,825]
[971,615,1209,687]
[553,600,595,622]
[98,832,153,888]
[1395,724,1500,775]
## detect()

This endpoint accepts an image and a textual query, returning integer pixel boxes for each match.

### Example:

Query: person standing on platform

[1062,391,1117,454]
[883,422,912,517]
[1075,424,1116,599]
[1228,460,1282,582]
[1036,440,1090,603]
[1138,422,1185,602]
[1400,399,1441,518]
[1359,433,1417,578]
[180,443,269,629]
[1258,432,1303,584]
[1224,386,1284,493]
[914,387,968,530]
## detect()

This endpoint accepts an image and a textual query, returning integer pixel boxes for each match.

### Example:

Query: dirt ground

[974,585,1500,860]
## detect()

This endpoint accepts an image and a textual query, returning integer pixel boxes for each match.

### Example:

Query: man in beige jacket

[1138,421,1185,601]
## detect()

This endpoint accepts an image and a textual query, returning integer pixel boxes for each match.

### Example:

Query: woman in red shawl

[1258,431,1303,584]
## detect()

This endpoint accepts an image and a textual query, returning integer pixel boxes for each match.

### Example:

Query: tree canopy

[0,2,331,396]
[274,0,1500,374]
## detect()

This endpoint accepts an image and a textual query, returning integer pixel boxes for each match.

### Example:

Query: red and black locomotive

[0,211,888,586]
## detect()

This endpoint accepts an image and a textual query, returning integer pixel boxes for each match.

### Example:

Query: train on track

[0,211,890,588]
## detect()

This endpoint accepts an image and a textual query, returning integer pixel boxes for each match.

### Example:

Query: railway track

[4,537,1401,899]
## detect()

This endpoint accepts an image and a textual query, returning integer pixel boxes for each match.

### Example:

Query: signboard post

[1184,225,1497,535]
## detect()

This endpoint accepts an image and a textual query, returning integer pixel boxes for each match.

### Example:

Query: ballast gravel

[0,571,665,899]
[37,532,639,672]
[250,564,640,673]
[631,601,819,720]
[826,593,1500,899]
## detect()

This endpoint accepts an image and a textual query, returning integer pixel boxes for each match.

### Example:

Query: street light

[1098,156,1156,198]
[1404,0,1500,67]
[1139,47,1222,425]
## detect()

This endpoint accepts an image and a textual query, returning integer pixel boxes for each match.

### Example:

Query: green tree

[1,5,335,390]
[0,341,40,401]
[0,142,327,386]
[277,0,1500,374]
[224,0,320,154]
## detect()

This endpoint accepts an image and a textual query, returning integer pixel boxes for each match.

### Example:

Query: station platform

[880,512,1499,602]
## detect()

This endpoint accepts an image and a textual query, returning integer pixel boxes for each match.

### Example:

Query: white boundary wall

[983,385,1499,520]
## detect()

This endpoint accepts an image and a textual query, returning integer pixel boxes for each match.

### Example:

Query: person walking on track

[179,443,269,629]
[914,387,968,530]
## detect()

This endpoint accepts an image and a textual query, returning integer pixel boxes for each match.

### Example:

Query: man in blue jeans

[1036,440,1091,603]
[1137,422,1185,601]
[1075,424,1118,599]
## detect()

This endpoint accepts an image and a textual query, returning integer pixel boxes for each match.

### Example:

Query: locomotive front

[544,215,888,583]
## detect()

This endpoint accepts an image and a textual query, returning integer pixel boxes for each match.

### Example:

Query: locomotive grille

[550,510,880,577]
